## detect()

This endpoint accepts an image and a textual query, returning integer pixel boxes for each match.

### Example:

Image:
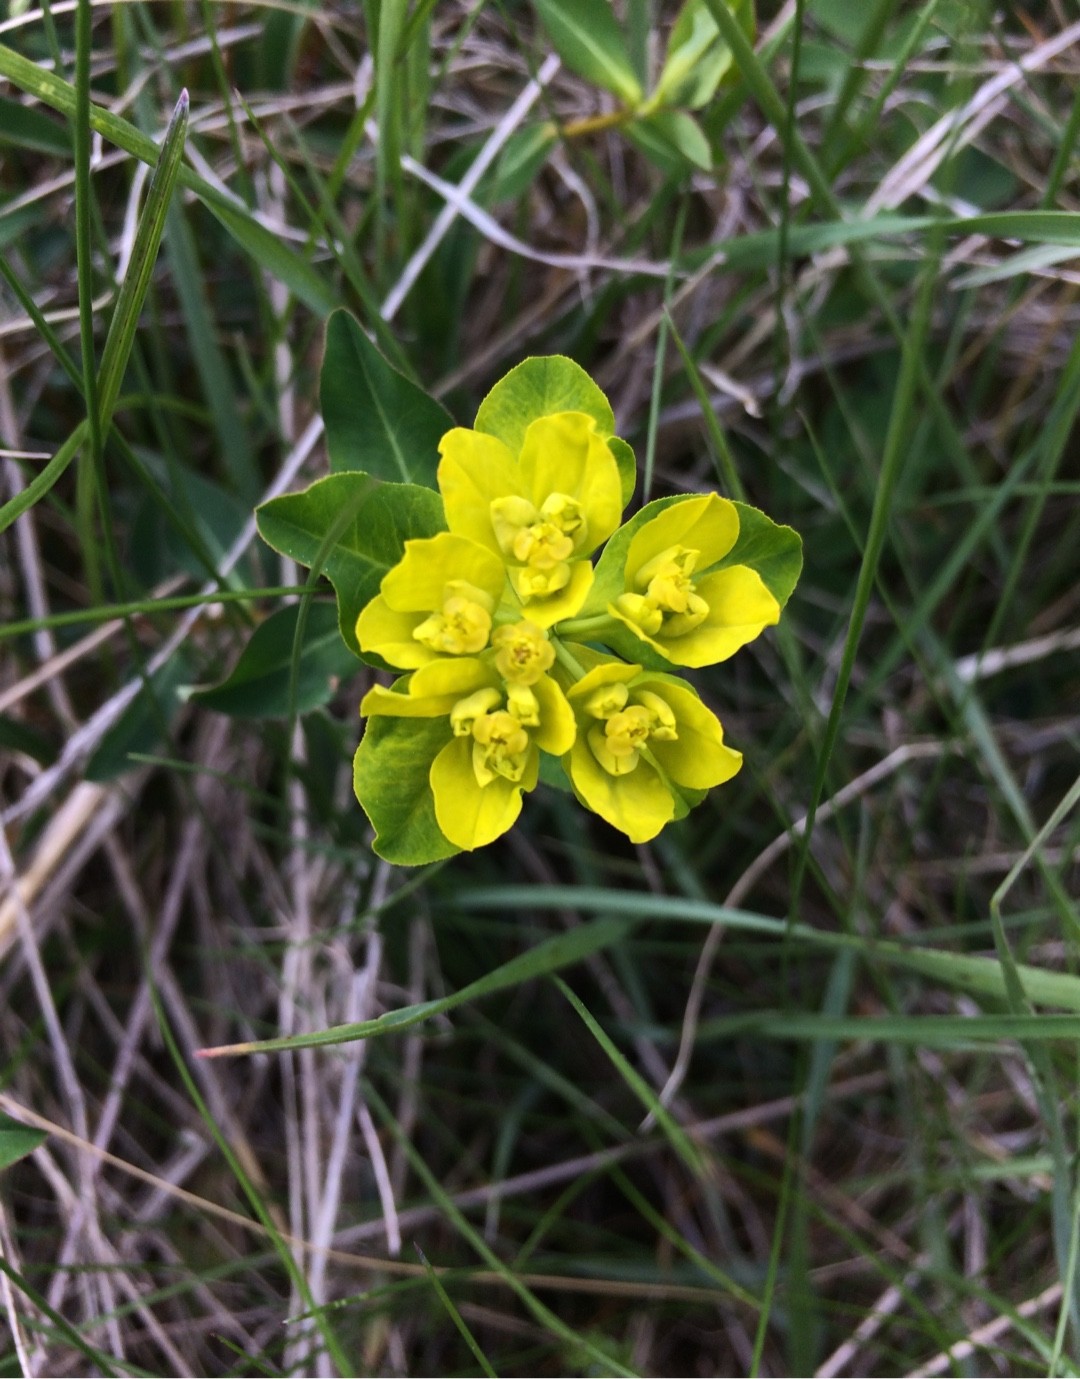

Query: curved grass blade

[0,422,86,536]
[453,886,1080,1013]
[97,89,189,431]
[552,976,703,1179]
[0,42,336,316]
[197,915,632,1057]
[415,1245,497,1379]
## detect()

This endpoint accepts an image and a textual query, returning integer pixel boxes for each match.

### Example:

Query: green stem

[557,613,616,640]
[551,637,587,681]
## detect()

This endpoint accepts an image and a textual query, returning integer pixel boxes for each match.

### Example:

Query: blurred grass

[1,0,1080,1375]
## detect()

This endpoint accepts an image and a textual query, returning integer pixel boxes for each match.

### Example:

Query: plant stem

[557,613,616,640]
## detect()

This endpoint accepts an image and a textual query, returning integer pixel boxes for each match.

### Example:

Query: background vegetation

[2,0,1080,1373]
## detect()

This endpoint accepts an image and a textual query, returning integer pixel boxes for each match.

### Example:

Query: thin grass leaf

[416,1245,498,1379]
[97,89,188,431]
[198,915,633,1056]
[551,976,703,1179]
[0,42,337,315]
[0,422,86,536]
[454,887,1080,1012]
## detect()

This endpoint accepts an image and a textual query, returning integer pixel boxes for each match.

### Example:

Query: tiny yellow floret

[492,620,554,685]
[412,580,494,655]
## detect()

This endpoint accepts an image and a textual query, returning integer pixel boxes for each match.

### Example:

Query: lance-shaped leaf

[321,309,453,488]
[0,1116,46,1172]
[652,0,755,111]
[533,0,642,106]
[187,602,361,719]
[255,472,446,660]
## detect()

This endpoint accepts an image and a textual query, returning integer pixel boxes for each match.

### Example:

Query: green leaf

[0,1116,46,1171]
[85,654,190,783]
[205,914,632,1054]
[353,712,458,865]
[0,715,56,767]
[538,751,572,793]
[321,309,453,487]
[626,109,712,174]
[718,501,803,607]
[608,436,637,508]
[128,457,250,586]
[0,423,85,537]
[486,123,558,203]
[653,0,754,110]
[0,94,68,155]
[187,602,360,719]
[453,885,1080,1017]
[474,355,616,454]
[533,0,642,105]
[255,472,446,660]
[97,89,188,433]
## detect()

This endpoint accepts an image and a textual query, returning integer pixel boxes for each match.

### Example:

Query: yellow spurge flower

[562,654,742,844]
[609,494,780,668]
[438,411,623,627]
[360,628,575,851]
[355,531,506,669]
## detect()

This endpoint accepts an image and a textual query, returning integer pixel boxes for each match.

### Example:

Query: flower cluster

[352,358,795,859]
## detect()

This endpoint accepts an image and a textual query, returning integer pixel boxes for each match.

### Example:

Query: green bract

[250,311,803,865]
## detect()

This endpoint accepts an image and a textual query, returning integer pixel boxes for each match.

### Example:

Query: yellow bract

[609,494,781,667]
[355,531,506,669]
[562,657,742,844]
[438,411,623,626]
[360,652,575,851]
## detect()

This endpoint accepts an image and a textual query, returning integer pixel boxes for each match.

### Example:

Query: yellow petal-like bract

[562,657,742,843]
[439,411,622,627]
[608,494,781,667]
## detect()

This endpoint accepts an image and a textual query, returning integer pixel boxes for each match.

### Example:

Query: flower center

[450,688,533,786]
[616,543,710,639]
[585,684,678,777]
[471,709,531,786]
[492,620,554,685]
[490,492,588,604]
[412,580,494,655]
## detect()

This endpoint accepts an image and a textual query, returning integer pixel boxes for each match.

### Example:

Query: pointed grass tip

[194,1040,251,1059]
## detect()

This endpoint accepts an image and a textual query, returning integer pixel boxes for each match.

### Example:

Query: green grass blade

[552,976,703,1178]
[73,0,101,469]
[0,423,86,536]
[198,915,634,1056]
[415,1245,498,1379]
[97,88,188,431]
[0,41,337,316]
[454,887,1080,1012]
